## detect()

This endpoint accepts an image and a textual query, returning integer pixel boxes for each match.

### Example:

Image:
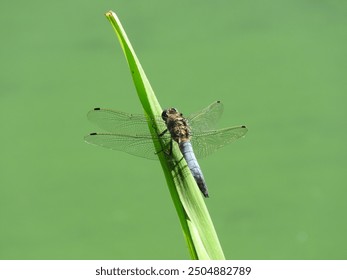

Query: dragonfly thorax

[162,108,191,143]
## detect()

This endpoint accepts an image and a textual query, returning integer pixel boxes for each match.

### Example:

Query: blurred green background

[1,1,346,259]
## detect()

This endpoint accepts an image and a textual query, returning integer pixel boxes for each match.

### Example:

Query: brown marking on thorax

[162,108,191,144]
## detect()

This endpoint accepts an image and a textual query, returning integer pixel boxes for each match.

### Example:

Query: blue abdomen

[179,141,209,197]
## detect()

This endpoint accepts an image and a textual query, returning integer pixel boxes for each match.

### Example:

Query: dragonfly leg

[168,145,186,169]
[168,139,173,155]
[158,128,168,137]
[155,129,171,156]
[155,139,172,157]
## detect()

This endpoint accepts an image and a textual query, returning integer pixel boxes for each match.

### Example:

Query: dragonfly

[84,101,248,197]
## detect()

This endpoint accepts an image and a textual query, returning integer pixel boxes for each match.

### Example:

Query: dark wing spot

[216,100,221,103]
[241,125,246,128]
[90,132,97,135]
[93,108,101,110]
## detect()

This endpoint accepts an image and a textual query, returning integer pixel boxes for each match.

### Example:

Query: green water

[1,1,346,259]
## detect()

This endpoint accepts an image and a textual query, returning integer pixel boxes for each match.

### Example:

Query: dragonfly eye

[161,110,168,120]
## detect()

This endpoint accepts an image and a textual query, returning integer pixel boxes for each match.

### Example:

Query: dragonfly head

[161,108,182,121]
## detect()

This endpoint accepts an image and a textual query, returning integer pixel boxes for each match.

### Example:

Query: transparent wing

[87,108,163,135]
[187,101,224,133]
[84,133,172,160]
[190,125,248,159]
[87,102,223,135]
[85,103,247,160]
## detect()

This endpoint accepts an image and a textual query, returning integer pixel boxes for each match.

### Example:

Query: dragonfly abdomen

[179,141,209,198]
